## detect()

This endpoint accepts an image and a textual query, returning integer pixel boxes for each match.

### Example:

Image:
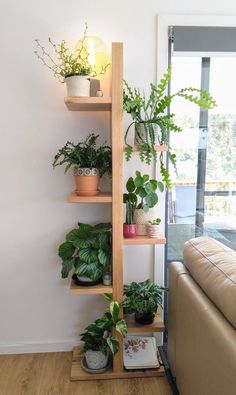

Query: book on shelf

[123,336,160,369]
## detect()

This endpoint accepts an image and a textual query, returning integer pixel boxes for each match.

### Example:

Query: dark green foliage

[80,298,127,355]
[123,66,217,186]
[52,133,112,176]
[59,222,112,281]
[122,280,168,318]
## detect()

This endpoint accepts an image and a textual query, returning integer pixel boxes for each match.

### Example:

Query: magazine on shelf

[123,336,160,369]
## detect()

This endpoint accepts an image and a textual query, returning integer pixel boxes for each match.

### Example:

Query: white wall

[1,0,236,353]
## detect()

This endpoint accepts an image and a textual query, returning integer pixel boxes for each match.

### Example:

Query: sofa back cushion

[184,237,236,329]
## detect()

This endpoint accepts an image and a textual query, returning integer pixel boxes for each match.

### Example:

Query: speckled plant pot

[85,350,109,370]
[134,208,155,236]
[134,123,160,145]
[74,167,100,196]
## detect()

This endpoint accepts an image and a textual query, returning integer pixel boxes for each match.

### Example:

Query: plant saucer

[81,356,112,374]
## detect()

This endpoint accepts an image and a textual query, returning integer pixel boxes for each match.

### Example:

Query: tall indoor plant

[123,171,164,236]
[123,67,217,187]
[53,133,112,196]
[34,23,109,96]
[80,294,127,371]
[58,222,112,286]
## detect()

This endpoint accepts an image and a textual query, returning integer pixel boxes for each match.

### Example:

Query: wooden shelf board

[65,96,112,111]
[71,347,165,380]
[124,145,168,152]
[123,235,166,245]
[68,192,112,203]
[70,281,113,295]
[126,314,165,333]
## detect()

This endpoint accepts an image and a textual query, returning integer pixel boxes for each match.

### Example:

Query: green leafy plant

[123,171,164,214]
[58,222,112,281]
[148,218,161,225]
[80,294,127,356]
[34,23,109,82]
[123,66,217,187]
[52,133,112,176]
[122,280,167,318]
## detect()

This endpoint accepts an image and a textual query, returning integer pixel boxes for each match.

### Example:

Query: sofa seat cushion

[183,237,236,329]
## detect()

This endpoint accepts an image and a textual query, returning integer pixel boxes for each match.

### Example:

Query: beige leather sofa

[167,236,236,395]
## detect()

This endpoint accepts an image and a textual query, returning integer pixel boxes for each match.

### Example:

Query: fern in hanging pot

[123,67,217,188]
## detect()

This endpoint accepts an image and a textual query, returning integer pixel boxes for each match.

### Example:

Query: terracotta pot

[74,167,100,196]
[123,224,137,238]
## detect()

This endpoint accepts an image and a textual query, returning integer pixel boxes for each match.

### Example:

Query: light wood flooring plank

[0,352,173,395]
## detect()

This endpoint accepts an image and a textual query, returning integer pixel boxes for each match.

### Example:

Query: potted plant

[34,23,109,97]
[124,171,164,236]
[52,133,112,196]
[123,67,217,187]
[123,186,137,238]
[122,280,167,325]
[80,294,127,371]
[58,222,112,286]
[146,218,161,238]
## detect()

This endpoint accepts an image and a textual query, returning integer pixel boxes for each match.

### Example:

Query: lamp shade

[76,35,108,76]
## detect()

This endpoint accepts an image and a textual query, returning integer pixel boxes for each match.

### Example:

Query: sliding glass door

[167,50,236,262]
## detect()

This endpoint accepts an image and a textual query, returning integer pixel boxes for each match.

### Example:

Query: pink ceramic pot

[123,224,137,238]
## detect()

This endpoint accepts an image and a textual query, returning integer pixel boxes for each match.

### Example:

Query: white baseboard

[0,340,80,355]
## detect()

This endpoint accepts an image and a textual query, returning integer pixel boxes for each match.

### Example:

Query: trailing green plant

[148,218,161,225]
[34,23,109,82]
[122,280,167,318]
[52,133,112,176]
[80,294,127,356]
[58,222,112,281]
[123,66,217,187]
[123,170,164,214]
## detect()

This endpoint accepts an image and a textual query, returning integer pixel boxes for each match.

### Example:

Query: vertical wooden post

[111,43,124,373]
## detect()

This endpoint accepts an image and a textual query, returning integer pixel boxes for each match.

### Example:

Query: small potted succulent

[80,294,127,371]
[124,171,164,236]
[123,67,217,187]
[122,280,167,325]
[58,222,111,286]
[52,133,112,196]
[146,218,161,238]
[34,23,109,97]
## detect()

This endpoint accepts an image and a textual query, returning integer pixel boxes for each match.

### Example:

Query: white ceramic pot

[134,208,155,236]
[85,350,109,370]
[146,224,161,238]
[134,123,160,145]
[65,75,90,97]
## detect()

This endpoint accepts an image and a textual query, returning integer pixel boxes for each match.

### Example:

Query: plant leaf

[61,258,75,278]
[126,177,135,193]
[107,336,119,355]
[98,248,110,267]
[115,319,128,337]
[79,247,98,263]
[110,301,119,323]
[58,242,75,260]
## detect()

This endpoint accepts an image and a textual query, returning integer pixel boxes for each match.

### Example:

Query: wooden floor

[0,351,173,395]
